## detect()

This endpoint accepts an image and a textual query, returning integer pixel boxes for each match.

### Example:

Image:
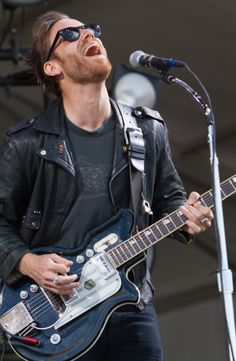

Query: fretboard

[107,174,236,268]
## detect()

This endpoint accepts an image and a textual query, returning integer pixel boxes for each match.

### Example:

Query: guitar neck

[107,175,236,268]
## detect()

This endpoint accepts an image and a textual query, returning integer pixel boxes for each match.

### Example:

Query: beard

[58,52,112,84]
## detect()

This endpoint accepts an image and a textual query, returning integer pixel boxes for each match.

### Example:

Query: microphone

[129,50,185,70]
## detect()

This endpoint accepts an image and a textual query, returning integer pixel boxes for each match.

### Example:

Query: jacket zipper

[109,162,128,211]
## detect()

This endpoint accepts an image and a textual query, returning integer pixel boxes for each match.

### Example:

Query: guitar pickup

[0,302,34,335]
[61,289,79,305]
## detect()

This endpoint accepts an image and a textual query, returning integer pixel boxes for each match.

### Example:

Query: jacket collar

[33,97,64,135]
[31,96,131,210]
[32,96,129,176]
[32,97,124,137]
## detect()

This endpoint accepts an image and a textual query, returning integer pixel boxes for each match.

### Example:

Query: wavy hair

[25,11,69,96]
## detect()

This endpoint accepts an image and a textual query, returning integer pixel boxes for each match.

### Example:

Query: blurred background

[0,0,235,360]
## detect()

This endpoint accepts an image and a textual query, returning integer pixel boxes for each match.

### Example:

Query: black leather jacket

[0,98,189,301]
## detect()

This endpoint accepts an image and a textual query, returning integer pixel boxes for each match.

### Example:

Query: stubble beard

[61,54,112,84]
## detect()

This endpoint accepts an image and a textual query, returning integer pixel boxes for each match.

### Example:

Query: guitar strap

[110,99,152,231]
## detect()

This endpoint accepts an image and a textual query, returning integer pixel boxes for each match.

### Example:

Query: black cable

[184,63,214,119]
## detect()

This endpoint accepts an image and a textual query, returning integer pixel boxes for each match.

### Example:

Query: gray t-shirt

[57,116,116,248]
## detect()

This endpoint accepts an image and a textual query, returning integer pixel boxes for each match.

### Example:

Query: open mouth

[84,44,102,57]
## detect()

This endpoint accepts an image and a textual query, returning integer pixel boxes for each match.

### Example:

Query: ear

[43,60,62,77]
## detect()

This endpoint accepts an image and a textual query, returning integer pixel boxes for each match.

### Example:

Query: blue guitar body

[0,209,144,361]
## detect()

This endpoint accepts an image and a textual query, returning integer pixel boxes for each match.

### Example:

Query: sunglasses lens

[62,29,80,42]
[61,25,101,43]
[92,25,101,37]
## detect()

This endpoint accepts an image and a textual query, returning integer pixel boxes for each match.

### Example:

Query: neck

[62,81,112,131]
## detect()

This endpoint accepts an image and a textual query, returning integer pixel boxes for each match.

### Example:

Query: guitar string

[20,178,236,325]
[34,180,235,279]
[107,178,236,265]
[27,180,236,302]
[25,273,103,320]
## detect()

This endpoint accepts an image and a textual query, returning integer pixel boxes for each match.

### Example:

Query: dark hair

[25,11,69,96]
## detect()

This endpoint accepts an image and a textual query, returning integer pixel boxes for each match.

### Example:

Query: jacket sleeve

[148,121,192,244]
[0,136,32,282]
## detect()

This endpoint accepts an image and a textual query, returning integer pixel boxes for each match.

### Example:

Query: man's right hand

[16,253,79,295]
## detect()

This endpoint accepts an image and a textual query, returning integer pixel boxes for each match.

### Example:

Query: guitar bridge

[54,253,121,330]
[0,302,34,335]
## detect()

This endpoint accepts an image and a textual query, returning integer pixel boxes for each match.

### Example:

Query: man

[0,11,213,361]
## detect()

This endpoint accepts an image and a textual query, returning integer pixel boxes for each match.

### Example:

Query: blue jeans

[79,300,163,361]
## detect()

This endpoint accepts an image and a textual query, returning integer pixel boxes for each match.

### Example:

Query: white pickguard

[54,256,121,329]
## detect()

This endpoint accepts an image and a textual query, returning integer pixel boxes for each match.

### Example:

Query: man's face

[45,18,112,84]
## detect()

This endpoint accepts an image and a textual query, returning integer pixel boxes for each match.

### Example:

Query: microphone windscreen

[129,50,145,67]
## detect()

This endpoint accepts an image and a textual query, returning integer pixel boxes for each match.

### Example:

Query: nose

[83,28,96,41]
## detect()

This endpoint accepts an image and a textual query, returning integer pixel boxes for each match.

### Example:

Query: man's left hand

[179,191,214,235]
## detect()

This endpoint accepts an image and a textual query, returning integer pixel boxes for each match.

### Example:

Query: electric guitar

[0,175,235,361]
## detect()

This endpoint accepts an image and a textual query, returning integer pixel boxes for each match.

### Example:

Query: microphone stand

[160,72,236,361]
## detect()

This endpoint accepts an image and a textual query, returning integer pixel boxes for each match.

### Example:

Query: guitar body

[0,209,143,361]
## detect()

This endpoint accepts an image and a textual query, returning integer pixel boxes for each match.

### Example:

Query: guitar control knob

[30,284,39,293]
[86,249,94,257]
[76,255,84,264]
[50,333,61,345]
[20,290,28,299]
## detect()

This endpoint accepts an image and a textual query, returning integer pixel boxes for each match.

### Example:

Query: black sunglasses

[45,24,101,62]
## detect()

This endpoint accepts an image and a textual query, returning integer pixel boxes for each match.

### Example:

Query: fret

[138,230,152,247]
[156,224,164,236]
[129,237,142,255]
[133,227,157,251]
[162,216,176,233]
[143,228,156,243]
[123,242,134,258]
[106,252,119,268]
[200,195,208,207]
[200,176,236,209]
[168,216,176,231]
[173,210,186,227]
[230,179,236,191]
[129,237,142,253]
[143,227,158,247]
[222,179,235,196]
[152,224,164,240]
[135,233,147,251]
[108,250,120,267]
[112,247,125,264]
[231,177,236,188]
[220,187,226,197]
[111,249,122,266]
[116,245,129,262]
[207,191,213,205]
[126,240,137,256]
[158,220,170,236]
